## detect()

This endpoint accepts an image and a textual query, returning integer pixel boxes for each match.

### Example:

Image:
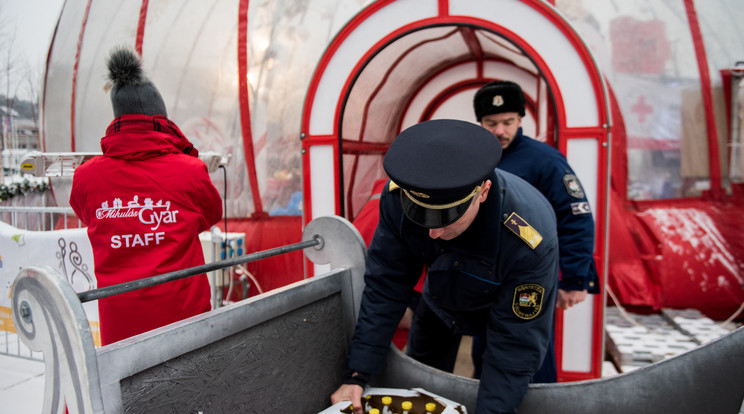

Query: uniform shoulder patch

[571,201,592,215]
[503,212,542,249]
[512,283,545,320]
[562,174,585,199]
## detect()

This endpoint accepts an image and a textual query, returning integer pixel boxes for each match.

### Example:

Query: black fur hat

[473,80,525,121]
[106,46,167,118]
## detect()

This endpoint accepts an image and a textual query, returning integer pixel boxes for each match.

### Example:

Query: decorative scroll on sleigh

[10,216,744,413]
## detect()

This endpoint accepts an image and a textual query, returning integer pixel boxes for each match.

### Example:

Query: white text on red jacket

[96,196,179,249]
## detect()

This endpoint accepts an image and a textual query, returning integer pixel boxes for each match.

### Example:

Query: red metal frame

[237,0,264,217]
[69,0,94,152]
[135,0,149,55]
[40,0,64,151]
[415,77,539,126]
[418,79,481,123]
[300,134,342,222]
[684,0,722,199]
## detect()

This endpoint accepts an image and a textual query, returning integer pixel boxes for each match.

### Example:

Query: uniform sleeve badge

[562,174,585,199]
[512,283,545,320]
[570,201,592,215]
[503,212,542,249]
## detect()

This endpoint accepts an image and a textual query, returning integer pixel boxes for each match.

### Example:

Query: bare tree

[1,1,44,147]
[0,0,16,181]
[21,59,40,125]
[1,1,18,147]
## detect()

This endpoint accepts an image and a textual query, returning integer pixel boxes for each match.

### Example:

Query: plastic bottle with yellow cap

[400,400,413,414]
[363,395,373,413]
[370,409,381,414]
[425,402,437,414]
[381,396,393,414]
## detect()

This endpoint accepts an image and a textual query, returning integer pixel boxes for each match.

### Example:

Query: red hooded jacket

[70,115,223,345]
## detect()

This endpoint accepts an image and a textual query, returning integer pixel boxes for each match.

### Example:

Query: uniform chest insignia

[562,174,585,199]
[503,212,542,249]
[512,283,545,320]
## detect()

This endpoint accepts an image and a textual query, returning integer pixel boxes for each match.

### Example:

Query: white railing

[0,203,246,361]
[0,204,80,361]
[0,205,82,231]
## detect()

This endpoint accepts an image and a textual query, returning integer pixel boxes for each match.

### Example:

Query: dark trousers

[407,297,557,382]
[406,299,462,372]
[471,329,557,383]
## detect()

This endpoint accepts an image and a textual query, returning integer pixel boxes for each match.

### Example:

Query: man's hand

[556,289,588,309]
[331,384,364,414]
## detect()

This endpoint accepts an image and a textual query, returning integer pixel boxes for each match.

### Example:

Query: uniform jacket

[348,170,559,413]
[70,114,223,345]
[498,128,599,293]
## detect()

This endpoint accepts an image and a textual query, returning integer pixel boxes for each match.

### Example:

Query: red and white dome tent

[36,0,744,384]
[302,0,610,382]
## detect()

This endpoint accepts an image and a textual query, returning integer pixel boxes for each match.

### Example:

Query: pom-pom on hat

[106,46,167,118]
[383,119,501,229]
[473,80,525,121]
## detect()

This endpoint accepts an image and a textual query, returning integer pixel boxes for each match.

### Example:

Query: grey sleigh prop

[10,216,744,413]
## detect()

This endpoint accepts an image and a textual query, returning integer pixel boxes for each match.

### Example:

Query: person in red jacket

[70,46,223,345]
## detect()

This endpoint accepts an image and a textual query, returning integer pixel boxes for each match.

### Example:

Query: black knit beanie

[106,46,168,118]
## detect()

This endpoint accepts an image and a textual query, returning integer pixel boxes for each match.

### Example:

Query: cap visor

[400,191,471,229]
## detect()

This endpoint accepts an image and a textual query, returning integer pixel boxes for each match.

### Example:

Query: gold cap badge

[409,190,430,199]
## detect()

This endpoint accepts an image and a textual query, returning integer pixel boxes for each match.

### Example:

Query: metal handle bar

[77,235,324,303]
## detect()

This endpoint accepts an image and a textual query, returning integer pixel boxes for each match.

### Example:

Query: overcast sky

[2,0,65,101]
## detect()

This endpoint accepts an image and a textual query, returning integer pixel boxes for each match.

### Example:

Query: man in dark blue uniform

[331,119,559,414]
[472,80,600,382]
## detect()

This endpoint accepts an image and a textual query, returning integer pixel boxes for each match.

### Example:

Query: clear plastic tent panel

[244,0,371,216]
[42,0,79,152]
[75,2,142,150]
[555,0,743,200]
[45,0,370,217]
[47,0,743,212]
[694,0,744,185]
[44,0,139,152]
[144,0,248,217]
